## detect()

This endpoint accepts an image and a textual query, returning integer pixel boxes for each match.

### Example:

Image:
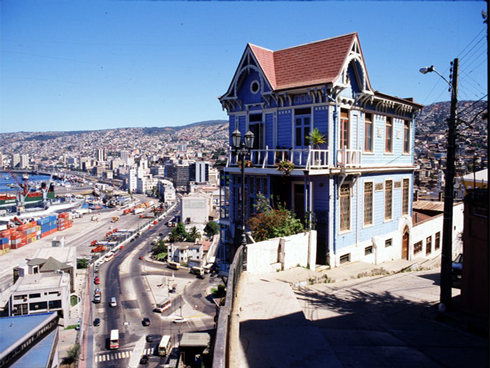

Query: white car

[172,317,187,324]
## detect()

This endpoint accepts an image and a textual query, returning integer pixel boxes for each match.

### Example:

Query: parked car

[93,318,100,326]
[451,253,463,288]
[94,276,100,285]
[140,355,149,365]
[142,317,151,326]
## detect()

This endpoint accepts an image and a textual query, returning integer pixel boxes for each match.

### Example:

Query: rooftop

[12,272,68,292]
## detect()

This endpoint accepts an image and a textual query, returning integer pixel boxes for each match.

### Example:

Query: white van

[110,297,117,307]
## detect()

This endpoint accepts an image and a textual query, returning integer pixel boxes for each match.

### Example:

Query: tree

[204,221,220,238]
[77,259,88,269]
[62,343,80,365]
[307,128,326,148]
[153,239,167,254]
[153,239,167,261]
[246,194,304,242]
[168,222,188,243]
[186,226,201,242]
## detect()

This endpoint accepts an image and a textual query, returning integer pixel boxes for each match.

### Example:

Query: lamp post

[231,129,255,248]
[420,58,459,310]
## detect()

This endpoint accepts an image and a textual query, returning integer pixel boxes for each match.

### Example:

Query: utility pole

[440,58,459,310]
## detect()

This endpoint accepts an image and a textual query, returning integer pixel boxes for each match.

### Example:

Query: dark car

[451,253,463,288]
[93,318,100,326]
[142,317,151,326]
[140,355,149,365]
[146,334,161,342]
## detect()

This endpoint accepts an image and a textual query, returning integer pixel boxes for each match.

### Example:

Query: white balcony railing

[226,146,362,171]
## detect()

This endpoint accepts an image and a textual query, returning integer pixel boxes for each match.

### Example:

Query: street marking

[95,349,135,362]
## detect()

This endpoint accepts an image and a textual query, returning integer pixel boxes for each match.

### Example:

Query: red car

[94,277,100,285]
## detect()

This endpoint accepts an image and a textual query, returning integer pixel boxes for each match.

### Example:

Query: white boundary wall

[246,231,317,275]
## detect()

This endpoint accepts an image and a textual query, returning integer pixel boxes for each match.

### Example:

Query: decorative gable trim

[219,45,274,112]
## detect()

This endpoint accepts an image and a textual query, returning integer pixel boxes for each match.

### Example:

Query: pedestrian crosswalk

[95,348,155,362]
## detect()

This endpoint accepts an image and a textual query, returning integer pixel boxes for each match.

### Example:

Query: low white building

[9,265,71,326]
[7,246,77,327]
[168,242,204,264]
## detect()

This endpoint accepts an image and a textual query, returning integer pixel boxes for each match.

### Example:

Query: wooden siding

[265,113,274,149]
[277,110,292,148]
[238,115,246,135]
[236,68,263,106]
[313,106,329,141]
[356,172,412,244]
[229,115,236,146]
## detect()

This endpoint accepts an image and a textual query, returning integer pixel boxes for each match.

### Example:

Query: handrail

[226,146,362,170]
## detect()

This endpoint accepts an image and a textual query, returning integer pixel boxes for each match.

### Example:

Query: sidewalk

[233,257,488,368]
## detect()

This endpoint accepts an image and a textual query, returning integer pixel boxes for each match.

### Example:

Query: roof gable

[219,32,390,110]
[249,33,362,92]
[40,257,68,272]
[273,33,356,90]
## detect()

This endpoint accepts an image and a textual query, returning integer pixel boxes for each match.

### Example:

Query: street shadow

[417,272,441,286]
[238,287,488,368]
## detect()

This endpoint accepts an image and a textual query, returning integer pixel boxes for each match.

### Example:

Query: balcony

[226,146,362,171]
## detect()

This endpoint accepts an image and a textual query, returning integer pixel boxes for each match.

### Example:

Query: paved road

[294,270,488,368]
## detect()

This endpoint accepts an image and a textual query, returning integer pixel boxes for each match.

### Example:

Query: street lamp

[231,129,255,248]
[419,59,459,310]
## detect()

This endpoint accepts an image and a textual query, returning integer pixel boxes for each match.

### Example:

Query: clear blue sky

[0,1,487,133]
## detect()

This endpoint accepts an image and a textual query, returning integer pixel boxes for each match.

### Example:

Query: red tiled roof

[249,33,357,91]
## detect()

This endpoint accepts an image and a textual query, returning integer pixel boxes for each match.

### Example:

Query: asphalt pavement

[233,259,488,368]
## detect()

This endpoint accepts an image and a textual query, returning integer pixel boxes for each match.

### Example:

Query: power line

[457,27,487,60]
[457,95,488,117]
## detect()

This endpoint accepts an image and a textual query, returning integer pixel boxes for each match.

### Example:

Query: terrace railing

[226,145,361,171]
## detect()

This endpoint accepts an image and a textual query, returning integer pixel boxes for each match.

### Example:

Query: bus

[157,335,172,356]
[154,299,172,313]
[167,261,180,270]
[109,329,119,349]
[190,266,204,276]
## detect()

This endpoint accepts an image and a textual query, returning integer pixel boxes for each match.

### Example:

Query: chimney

[438,191,443,201]
[415,190,419,202]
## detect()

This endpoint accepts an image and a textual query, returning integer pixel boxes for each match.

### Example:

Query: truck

[91,245,106,253]
[133,208,144,215]
[112,216,119,223]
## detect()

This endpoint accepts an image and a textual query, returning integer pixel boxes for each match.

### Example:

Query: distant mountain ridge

[1,100,487,155]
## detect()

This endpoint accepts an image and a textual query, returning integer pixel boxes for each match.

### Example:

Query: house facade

[218,33,424,267]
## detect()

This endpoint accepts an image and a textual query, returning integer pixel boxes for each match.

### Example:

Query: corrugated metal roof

[413,201,444,212]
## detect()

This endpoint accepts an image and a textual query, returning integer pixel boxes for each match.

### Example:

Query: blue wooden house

[218,33,423,267]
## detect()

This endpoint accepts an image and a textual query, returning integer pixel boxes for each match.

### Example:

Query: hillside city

[0,101,487,200]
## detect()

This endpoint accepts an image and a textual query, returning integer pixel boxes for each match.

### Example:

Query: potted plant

[307,128,326,165]
[277,160,295,175]
[238,160,253,168]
